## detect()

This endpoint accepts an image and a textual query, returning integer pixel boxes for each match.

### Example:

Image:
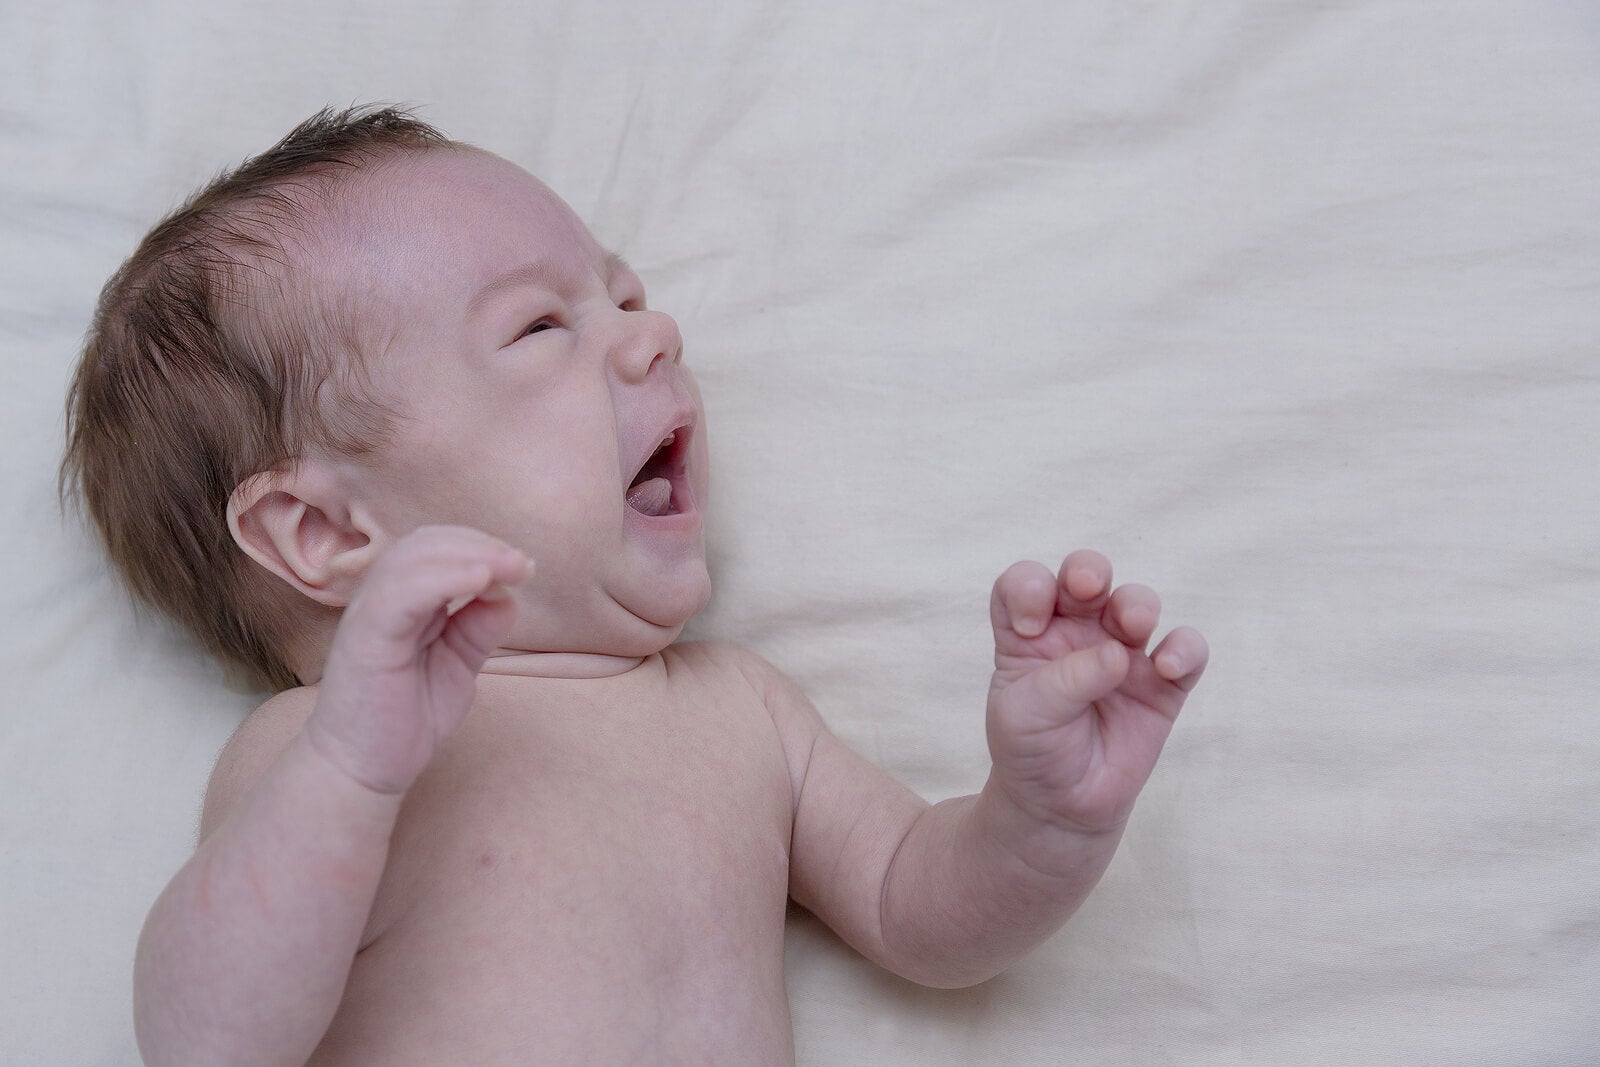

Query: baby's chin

[617,558,713,637]
[510,571,712,661]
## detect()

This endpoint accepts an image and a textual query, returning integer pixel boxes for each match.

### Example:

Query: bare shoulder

[665,641,817,716]
[198,686,319,842]
[667,640,828,798]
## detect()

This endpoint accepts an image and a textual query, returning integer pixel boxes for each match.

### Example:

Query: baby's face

[325,148,710,663]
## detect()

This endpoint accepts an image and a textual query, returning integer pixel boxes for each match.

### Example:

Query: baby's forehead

[310,148,610,315]
[345,149,595,257]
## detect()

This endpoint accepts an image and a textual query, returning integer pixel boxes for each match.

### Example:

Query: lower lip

[624,483,699,532]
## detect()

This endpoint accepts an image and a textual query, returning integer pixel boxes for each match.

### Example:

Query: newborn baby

[64,107,1208,1064]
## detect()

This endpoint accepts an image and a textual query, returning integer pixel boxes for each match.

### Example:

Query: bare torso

[295,643,797,1064]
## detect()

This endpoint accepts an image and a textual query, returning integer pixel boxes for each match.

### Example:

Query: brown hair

[62,104,458,691]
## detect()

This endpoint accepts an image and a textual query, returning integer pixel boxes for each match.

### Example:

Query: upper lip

[627,411,695,490]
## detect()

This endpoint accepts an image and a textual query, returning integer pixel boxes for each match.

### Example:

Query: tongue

[627,476,673,517]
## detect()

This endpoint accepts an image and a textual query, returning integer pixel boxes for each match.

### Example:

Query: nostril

[645,311,683,370]
[613,309,684,380]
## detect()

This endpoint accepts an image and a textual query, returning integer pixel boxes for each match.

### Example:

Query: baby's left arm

[764,550,1208,988]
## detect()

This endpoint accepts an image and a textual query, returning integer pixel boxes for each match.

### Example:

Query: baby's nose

[614,309,683,382]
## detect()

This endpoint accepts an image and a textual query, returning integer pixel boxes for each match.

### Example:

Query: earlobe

[227,470,376,607]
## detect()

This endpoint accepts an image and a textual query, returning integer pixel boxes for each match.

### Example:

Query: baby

[65,106,1209,1065]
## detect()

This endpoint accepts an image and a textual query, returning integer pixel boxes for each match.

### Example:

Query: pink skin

[136,144,1213,1060]
[288,157,1214,960]
[777,546,1209,990]
[232,147,715,682]
[986,550,1209,854]
[305,526,530,795]
[333,150,713,671]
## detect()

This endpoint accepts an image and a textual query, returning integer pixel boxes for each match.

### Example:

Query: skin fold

[133,148,1210,1065]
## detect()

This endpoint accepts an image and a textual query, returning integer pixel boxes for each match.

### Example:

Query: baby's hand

[304,525,530,795]
[985,550,1208,840]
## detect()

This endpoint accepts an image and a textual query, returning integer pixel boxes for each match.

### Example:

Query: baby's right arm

[132,526,529,1066]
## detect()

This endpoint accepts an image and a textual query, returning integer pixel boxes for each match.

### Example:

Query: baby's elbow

[131,971,183,1067]
[879,947,1011,990]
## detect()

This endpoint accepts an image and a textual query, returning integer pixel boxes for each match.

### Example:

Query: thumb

[1021,641,1129,721]
[440,583,521,667]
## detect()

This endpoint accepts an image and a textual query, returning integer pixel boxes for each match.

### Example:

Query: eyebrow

[465,252,636,318]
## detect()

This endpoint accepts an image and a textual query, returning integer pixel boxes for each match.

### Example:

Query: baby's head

[64,106,710,690]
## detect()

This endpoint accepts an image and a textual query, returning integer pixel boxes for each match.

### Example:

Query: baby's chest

[336,675,799,1049]
[374,680,795,938]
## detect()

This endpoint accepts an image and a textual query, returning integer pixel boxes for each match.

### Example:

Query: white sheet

[4,2,1598,1063]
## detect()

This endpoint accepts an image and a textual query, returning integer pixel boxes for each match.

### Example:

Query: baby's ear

[227,468,379,607]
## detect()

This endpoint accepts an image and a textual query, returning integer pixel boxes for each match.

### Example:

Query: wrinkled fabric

[3,2,1597,1063]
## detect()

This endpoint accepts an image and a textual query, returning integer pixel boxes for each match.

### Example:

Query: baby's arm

[768,550,1208,988]
[133,527,528,1066]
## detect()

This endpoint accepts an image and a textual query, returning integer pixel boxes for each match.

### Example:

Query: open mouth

[625,426,690,518]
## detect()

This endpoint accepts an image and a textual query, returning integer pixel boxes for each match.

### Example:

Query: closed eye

[520,317,558,339]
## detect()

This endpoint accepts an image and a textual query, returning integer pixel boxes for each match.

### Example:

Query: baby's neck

[479,650,649,680]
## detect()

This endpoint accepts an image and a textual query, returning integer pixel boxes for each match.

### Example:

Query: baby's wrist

[293,721,416,807]
[974,773,1125,883]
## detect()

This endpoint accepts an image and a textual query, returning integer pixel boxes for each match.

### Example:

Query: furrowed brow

[465,262,559,318]
[467,253,636,319]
